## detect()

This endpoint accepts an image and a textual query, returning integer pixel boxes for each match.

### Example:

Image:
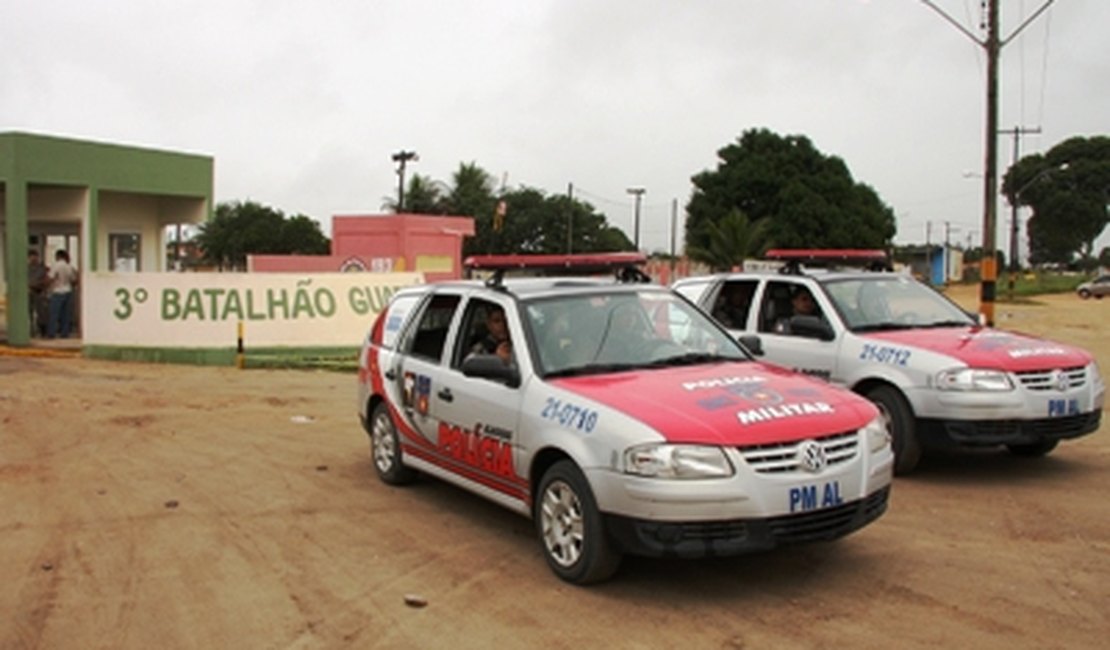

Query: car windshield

[822,276,975,332]
[523,289,749,377]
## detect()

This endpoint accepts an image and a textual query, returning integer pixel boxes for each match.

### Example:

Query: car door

[394,291,464,449]
[754,280,839,382]
[429,296,529,496]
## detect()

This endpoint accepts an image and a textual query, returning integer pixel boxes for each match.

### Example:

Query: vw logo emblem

[1053,369,1070,392]
[798,440,827,473]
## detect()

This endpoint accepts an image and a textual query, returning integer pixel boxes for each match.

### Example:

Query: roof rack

[764,248,892,274]
[464,252,650,289]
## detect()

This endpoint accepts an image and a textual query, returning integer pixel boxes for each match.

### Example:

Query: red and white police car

[674,250,1106,475]
[357,256,893,584]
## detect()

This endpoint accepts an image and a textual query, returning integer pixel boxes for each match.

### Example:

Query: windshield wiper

[545,363,641,378]
[852,322,917,333]
[645,352,738,367]
[919,320,972,328]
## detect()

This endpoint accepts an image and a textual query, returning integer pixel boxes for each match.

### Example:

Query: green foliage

[686,208,768,271]
[1003,135,1110,266]
[686,129,895,255]
[391,161,633,255]
[196,201,330,270]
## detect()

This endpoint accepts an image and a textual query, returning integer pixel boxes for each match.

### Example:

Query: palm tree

[686,208,769,271]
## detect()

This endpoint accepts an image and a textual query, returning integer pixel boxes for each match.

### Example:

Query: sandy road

[1,288,1108,649]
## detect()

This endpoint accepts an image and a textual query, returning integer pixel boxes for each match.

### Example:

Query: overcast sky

[5,0,1107,256]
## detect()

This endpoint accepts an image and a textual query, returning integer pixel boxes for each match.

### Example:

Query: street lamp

[627,187,645,250]
[391,150,418,212]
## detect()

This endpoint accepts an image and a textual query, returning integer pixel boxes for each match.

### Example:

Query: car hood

[861,327,1093,371]
[550,362,878,446]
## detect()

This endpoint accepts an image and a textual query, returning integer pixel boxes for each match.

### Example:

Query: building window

[109,233,141,272]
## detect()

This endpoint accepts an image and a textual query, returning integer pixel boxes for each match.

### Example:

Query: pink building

[250,213,476,282]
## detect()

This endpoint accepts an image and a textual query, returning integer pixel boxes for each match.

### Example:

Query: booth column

[4,179,30,346]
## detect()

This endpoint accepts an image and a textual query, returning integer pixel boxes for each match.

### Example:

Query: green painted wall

[1,131,214,347]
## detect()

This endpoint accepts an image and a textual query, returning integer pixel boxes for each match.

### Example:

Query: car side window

[379,294,422,350]
[453,297,512,369]
[404,294,461,363]
[758,281,795,333]
[711,280,757,330]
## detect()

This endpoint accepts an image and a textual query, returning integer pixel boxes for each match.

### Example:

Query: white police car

[674,250,1105,475]
[358,255,892,584]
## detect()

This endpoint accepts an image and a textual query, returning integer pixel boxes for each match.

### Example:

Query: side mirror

[790,315,835,341]
[738,334,764,356]
[461,354,521,388]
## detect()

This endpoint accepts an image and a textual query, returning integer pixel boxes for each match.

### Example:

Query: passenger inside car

[712,281,755,330]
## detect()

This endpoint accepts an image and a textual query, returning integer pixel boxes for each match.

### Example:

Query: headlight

[623,444,734,479]
[935,367,1013,391]
[862,416,891,453]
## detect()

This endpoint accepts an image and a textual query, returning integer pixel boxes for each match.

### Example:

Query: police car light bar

[764,249,889,262]
[764,249,891,274]
[463,251,647,272]
[463,252,650,287]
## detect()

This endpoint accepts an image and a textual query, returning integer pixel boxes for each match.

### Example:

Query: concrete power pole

[626,187,646,250]
[1001,125,1041,299]
[921,0,1056,325]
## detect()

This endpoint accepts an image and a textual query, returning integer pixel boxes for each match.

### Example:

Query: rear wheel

[1006,439,1059,457]
[866,385,921,475]
[534,460,621,585]
[369,402,416,485]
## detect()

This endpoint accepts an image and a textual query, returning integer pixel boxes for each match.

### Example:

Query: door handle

[437,388,454,402]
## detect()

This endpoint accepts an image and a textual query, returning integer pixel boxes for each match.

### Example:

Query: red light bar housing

[764,249,888,262]
[464,252,646,273]
[463,252,650,286]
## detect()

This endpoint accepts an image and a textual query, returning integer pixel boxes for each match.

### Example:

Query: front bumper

[918,410,1101,449]
[603,487,890,559]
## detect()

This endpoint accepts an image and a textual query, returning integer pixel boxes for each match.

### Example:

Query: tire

[369,402,416,485]
[1006,439,1058,457]
[534,460,621,585]
[1078,289,1091,299]
[866,385,922,475]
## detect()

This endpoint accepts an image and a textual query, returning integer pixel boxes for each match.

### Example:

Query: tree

[686,208,768,271]
[381,174,448,214]
[686,128,895,255]
[387,160,633,255]
[474,187,632,255]
[1003,135,1110,266]
[195,201,329,270]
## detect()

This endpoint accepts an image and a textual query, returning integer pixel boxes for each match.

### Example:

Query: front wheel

[369,402,416,485]
[534,460,621,585]
[866,385,922,475]
[1007,439,1059,457]
[1078,289,1091,299]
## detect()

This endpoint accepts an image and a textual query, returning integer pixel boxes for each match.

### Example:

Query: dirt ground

[1,286,1108,650]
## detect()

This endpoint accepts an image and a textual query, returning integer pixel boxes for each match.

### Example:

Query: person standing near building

[27,249,49,337]
[46,250,79,338]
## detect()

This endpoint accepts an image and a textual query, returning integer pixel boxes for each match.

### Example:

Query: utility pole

[981,0,1000,321]
[627,187,645,250]
[925,221,932,284]
[1000,125,1041,300]
[670,199,678,279]
[391,150,418,212]
[567,183,574,254]
[920,0,1056,325]
[944,220,953,286]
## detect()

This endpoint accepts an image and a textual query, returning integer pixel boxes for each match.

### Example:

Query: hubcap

[372,413,396,473]
[540,480,584,568]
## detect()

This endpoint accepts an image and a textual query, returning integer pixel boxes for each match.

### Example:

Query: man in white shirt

[46,250,79,338]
